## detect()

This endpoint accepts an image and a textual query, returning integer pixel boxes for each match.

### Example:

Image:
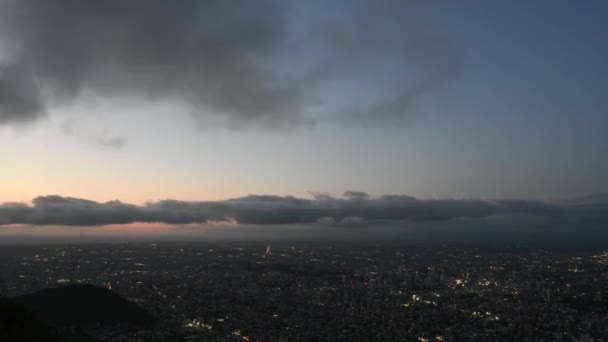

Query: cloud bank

[2,192,603,227]
[0,0,459,128]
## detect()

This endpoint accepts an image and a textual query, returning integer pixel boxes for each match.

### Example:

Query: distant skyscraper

[265,245,272,255]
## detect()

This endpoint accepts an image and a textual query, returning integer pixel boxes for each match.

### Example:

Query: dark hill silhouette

[15,284,158,328]
[0,297,62,342]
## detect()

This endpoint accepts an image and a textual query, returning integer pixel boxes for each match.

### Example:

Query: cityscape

[2,242,608,341]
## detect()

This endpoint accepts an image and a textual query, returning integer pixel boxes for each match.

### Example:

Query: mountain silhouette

[15,284,158,328]
[0,297,62,342]
[566,193,608,207]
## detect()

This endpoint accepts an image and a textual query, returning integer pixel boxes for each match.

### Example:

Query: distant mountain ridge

[565,193,608,207]
[14,284,158,328]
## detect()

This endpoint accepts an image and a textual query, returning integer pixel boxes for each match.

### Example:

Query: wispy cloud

[60,118,127,150]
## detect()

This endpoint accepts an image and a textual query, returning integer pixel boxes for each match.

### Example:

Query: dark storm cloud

[23,196,143,226]
[0,64,45,124]
[0,0,460,127]
[0,0,298,127]
[1,193,598,227]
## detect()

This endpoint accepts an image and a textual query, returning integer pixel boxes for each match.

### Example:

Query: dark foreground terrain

[1,242,608,341]
[2,284,157,342]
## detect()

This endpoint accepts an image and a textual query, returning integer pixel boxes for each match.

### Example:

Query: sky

[0,1,607,237]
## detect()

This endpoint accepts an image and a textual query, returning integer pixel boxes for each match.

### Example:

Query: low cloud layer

[2,192,604,227]
[0,0,459,128]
